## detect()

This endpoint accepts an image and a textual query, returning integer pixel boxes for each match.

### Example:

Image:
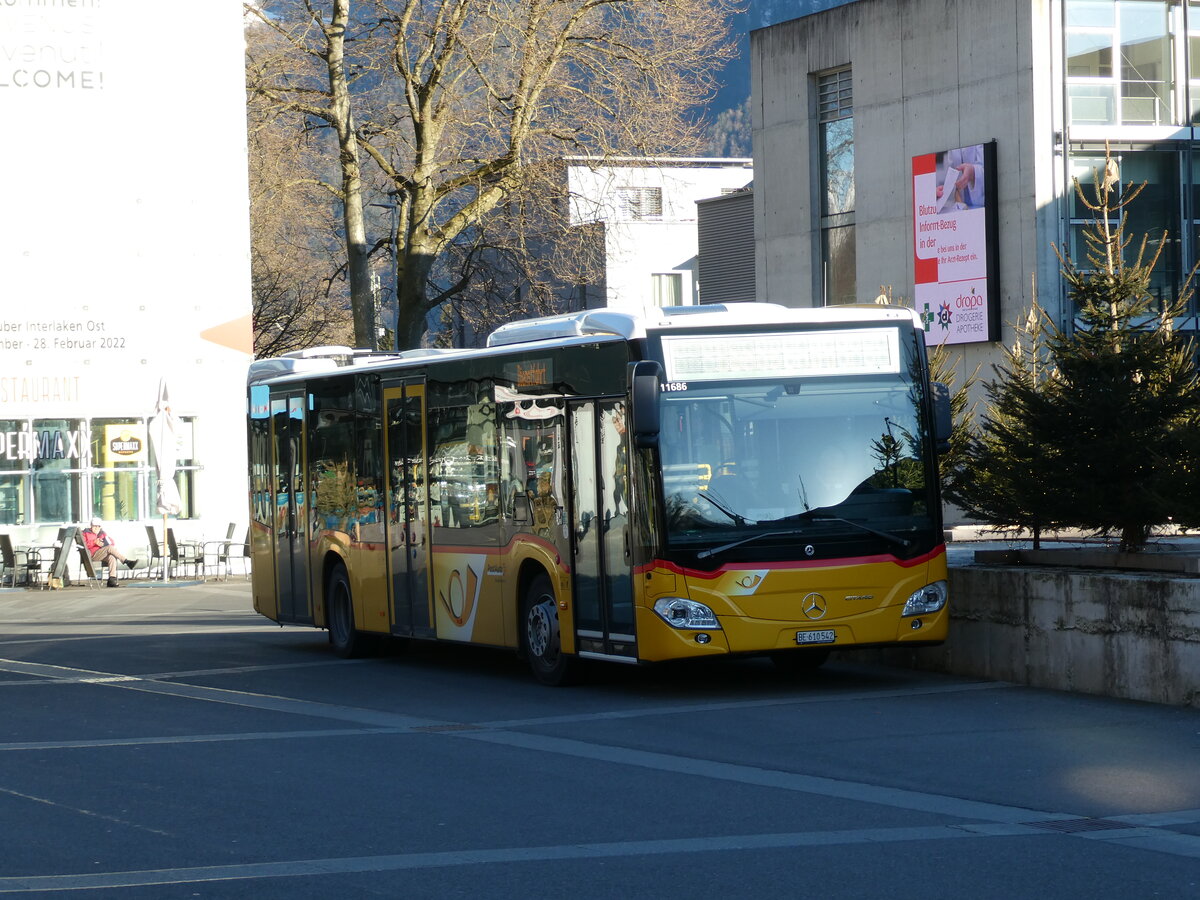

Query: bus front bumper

[633,603,950,663]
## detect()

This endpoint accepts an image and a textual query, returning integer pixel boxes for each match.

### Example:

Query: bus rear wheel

[327,564,362,659]
[522,574,578,686]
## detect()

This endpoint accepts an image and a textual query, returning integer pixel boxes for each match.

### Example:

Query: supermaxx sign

[0,428,86,461]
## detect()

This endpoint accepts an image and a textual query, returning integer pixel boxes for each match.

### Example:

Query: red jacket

[83,528,110,556]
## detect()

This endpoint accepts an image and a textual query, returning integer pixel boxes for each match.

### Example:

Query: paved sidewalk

[0,578,243,600]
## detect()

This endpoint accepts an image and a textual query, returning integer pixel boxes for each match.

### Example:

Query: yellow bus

[247,303,952,684]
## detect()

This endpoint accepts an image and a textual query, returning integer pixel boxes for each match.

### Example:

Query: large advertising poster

[911,141,999,345]
[0,0,252,534]
[0,0,252,421]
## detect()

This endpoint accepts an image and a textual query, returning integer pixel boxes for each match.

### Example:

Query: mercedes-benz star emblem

[801,592,827,620]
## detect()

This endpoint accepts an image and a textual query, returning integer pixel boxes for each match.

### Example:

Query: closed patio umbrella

[148,378,180,581]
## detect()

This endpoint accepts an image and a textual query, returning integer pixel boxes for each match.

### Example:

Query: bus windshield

[658,373,937,561]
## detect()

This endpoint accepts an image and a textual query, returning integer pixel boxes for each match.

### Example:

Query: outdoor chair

[0,534,36,587]
[167,529,202,579]
[202,523,237,580]
[144,525,167,580]
[227,528,251,580]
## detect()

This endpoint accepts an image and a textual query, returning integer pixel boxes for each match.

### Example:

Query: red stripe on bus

[636,545,946,578]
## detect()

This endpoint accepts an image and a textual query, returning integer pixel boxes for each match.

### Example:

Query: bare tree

[247,16,356,357]
[246,0,738,349]
[247,0,378,348]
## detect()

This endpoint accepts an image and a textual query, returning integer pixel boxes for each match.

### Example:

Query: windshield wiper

[808,515,914,551]
[695,489,746,527]
[696,518,907,561]
[696,529,809,560]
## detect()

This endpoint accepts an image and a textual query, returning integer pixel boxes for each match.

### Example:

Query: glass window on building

[1189,151,1200,276]
[651,272,683,306]
[0,415,201,526]
[616,187,663,221]
[0,420,30,526]
[1189,1,1200,121]
[821,224,858,306]
[1122,150,1182,297]
[1066,1,1177,126]
[817,67,855,304]
[148,416,199,520]
[90,418,144,522]
[1068,149,1183,307]
[32,418,83,524]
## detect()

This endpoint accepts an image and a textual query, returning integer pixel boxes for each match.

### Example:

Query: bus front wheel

[327,565,362,659]
[522,574,577,686]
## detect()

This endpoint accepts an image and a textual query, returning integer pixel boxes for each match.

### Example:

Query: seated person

[83,518,139,588]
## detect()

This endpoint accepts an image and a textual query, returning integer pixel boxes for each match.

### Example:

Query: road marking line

[0,655,1196,868]
[0,823,1196,893]
[0,787,171,837]
[454,728,1066,823]
[477,679,1010,729]
[0,825,1060,893]
[0,728,405,752]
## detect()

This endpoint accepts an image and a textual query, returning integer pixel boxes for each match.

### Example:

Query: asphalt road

[0,580,1197,898]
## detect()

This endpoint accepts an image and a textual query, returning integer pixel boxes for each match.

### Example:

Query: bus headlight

[902,581,947,617]
[653,597,721,630]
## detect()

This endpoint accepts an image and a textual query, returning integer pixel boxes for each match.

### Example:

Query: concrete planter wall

[867,565,1200,708]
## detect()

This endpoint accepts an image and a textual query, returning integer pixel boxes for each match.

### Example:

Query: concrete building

[751,0,1200,374]
[568,159,754,311]
[0,1,252,558]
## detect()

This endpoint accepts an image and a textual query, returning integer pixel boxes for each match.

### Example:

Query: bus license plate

[795,630,836,645]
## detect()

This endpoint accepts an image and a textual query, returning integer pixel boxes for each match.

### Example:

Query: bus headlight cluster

[653,597,721,630]
[902,581,948,617]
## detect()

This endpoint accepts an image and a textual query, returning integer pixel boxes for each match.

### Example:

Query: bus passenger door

[384,381,432,637]
[569,399,636,661]
[272,391,312,623]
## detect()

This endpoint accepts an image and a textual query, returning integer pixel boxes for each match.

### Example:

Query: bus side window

[498,399,565,531]
[429,382,500,530]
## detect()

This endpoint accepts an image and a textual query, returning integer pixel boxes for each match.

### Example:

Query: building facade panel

[0,0,252,552]
[568,161,752,312]
[697,191,757,303]
[753,0,1046,380]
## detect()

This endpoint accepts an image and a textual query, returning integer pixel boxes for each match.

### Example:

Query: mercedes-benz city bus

[246,303,952,684]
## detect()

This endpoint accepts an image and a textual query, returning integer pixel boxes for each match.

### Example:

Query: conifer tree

[1046,151,1200,550]
[944,299,1066,548]
[926,342,978,508]
[951,147,1200,551]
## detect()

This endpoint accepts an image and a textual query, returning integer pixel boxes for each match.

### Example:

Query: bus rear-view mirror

[931,382,952,454]
[629,361,663,449]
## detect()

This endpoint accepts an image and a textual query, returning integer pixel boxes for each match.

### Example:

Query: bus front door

[272,391,312,623]
[384,382,432,637]
[569,399,636,662]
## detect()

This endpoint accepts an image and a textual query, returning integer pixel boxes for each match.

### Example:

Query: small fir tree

[1045,150,1200,550]
[926,341,980,503]
[872,286,980,511]
[944,298,1067,548]
[953,147,1200,551]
